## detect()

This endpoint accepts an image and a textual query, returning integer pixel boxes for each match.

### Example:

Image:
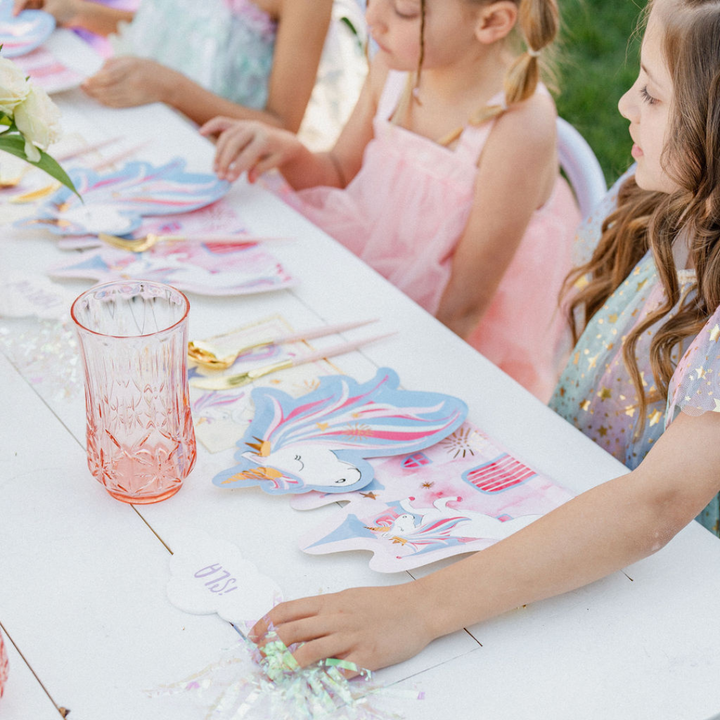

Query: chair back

[557,117,607,218]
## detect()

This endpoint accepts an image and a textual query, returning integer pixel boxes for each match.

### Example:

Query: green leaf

[0,134,80,198]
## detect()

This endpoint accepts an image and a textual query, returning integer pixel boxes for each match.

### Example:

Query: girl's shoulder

[666,305,720,426]
[487,89,557,158]
[474,88,557,186]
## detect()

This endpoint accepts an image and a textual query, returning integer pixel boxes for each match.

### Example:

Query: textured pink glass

[0,630,8,700]
[71,281,196,504]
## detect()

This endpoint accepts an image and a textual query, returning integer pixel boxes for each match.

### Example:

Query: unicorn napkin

[299,422,574,572]
[212,368,468,495]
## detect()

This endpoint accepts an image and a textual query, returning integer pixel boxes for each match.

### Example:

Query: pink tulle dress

[295,71,581,401]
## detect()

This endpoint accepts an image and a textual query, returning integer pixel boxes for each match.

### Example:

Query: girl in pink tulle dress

[204,0,581,401]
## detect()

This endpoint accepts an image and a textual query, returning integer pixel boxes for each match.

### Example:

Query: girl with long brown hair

[202,0,581,402]
[246,0,720,674]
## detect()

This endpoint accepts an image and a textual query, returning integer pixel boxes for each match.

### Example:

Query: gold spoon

[0,166,32,189]
[99,233,179,253]
[188,319,379,371]
[99,233,275,253]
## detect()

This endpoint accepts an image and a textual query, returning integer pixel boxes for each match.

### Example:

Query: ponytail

[468,0,560,130]
[505,0,559,103]
[392,0,561,141]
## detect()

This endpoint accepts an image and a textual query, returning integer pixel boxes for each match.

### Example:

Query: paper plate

[0,2,55,58]
[22,158,231,236]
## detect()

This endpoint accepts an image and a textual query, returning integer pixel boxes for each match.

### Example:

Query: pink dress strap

[376,70,410,122]
[453,91,504,165]
[376,74,502,166]
[454,83,552,166]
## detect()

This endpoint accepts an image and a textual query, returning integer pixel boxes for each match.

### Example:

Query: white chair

[556,117,607,218]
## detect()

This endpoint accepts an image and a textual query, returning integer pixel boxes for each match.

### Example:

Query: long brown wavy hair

[563,0,720,429]
[390,0,560,144]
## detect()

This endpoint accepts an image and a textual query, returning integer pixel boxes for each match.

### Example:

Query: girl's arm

[169,0,334,130]
[13,0,133,35]
[435,93,559,338]
[82,0,333,130]
[83,58,299,127]
[262,0,333,132]
[252,409,720,672]
[202,54,386,188]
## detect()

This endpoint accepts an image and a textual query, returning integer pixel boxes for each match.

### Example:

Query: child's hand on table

[82,57,176,108]
[250,583,434,673]
[200,117,304,183]
[13,0,80,23]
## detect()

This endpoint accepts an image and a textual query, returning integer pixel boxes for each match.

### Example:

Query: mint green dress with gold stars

[549,172,720,536]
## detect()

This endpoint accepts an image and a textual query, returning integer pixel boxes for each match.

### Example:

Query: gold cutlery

[99,232,287,253]
[188,318,379,370]
[190,332,395,390]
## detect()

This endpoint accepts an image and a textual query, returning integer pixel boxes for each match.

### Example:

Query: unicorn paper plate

[0,1,55,58]
[21,158,231,236]
[212,368,469,495]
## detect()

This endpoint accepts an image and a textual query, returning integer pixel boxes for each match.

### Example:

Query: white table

[1,44,720,720]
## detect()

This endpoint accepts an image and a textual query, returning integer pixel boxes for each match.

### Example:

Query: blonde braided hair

[389,0,560,144]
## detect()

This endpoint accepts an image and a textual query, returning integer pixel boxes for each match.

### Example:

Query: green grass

[554,0,645,184]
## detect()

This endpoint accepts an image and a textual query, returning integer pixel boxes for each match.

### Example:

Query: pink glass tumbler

[71,281,196,504]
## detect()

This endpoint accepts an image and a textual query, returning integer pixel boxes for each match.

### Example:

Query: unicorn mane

[251,368,467,456]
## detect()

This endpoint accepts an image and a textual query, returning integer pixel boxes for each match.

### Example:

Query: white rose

[13,85,63,163]
[0,58,30,115]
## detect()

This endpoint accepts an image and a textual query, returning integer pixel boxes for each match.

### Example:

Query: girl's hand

[200,118,304,183]
[13,0,81,23]
[82,57,175,108]
[250,584,434,673]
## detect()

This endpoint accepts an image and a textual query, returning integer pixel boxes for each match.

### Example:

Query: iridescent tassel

[147,631,422,719]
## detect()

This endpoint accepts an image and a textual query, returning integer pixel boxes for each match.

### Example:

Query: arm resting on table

[253,409,720,672]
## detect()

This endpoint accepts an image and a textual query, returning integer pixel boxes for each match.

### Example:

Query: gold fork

[0,165,32,189]
[188,318,379,370]
[98,233,270,253]
[190,333,396,390]
[99,233,184,253]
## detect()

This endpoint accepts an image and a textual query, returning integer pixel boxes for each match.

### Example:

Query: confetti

[147,631,422,720]
[0,316,82,401]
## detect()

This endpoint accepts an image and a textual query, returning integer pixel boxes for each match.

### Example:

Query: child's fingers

[83,73,112,91]
[225,134,271,180]
[291,635,352,670]
[214,127,260,178]
[247,152,284,183]
[13,0,35,15]
[84,60,126,88]
[199,116,237,137]
[270,615,336,650]
[249,596,322,642]
[82,84,125,108]
[81,81,108,101]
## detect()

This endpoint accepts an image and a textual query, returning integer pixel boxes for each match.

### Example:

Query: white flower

[0,58,30,115]
[13,85,62,163]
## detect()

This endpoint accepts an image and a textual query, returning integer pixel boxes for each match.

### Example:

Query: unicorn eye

[335,478,348,484]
